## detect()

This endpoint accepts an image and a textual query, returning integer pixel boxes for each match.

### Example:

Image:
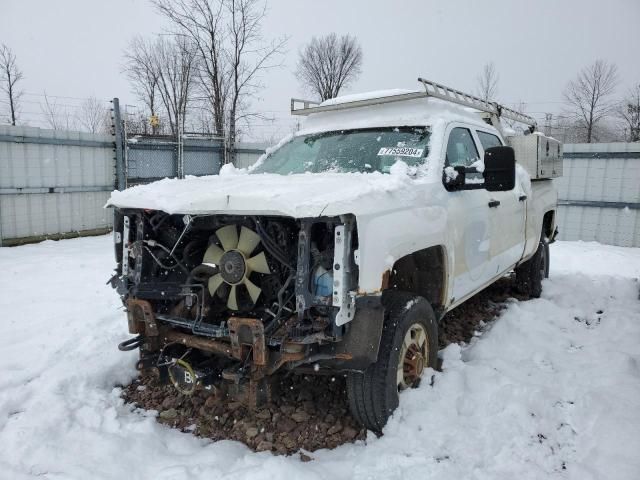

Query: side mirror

[484,146,515,191]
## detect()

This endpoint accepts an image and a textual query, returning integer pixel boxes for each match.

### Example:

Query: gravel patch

[122,276,528,455]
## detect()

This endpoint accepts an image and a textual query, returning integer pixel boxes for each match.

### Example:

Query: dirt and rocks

[122,277,530,457]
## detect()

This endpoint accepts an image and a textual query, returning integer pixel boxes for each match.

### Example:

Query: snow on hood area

[1,236,639,479]
[106,98,486,217]
[107,170,419,218]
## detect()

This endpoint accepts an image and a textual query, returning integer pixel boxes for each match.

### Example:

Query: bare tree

[40,92,74,130]
[563,60,618,143]
[617,83,640,142]
[124,108,165,135]
[154,0,286,162]
[546,114,622,144]
[0,44,24,125]
[225,0,287,163]
[123,35,198,136]
[296,33,362,102]
[123,36,161,134]
[76,96,108,133]
[153,0,228,137]
[476,62,499,102]
[153,36,198,136]
[189,105,216,134]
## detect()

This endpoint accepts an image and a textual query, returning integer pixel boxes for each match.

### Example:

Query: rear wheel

[515,236,550,298]
[346,291,438,433]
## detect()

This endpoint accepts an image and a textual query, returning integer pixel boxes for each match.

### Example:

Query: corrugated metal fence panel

[234,142,267,169]
[0,191,112,240]
[556,158,640,204]
[556,143,640,247]
[0,127,265,245]
[0,125,114,245]
[557,206,639,247]
[0,125,114,189]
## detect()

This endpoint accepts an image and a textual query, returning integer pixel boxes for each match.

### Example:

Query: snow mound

[0,237,639,479]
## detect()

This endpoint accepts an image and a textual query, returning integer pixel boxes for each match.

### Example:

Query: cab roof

[297,94,493,136]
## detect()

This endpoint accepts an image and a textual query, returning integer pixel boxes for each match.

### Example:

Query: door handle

[519,195,527,202]
[488,200,501,208]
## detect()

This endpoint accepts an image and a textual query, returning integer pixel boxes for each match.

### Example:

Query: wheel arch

[387,245,448,314]
[542,209,556,241]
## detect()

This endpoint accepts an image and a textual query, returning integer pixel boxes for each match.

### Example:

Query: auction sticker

[377,147,424,157]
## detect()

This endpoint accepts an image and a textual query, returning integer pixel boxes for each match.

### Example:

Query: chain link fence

[126,136,224,185]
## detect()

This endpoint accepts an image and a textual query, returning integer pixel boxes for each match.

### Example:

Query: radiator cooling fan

[202,225,271,310]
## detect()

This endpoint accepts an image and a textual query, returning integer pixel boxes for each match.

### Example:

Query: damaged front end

[110,210,383,408]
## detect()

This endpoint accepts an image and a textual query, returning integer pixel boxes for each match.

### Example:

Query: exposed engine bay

[110,209,377,406]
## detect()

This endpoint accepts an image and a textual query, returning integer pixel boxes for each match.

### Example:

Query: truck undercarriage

[111,209,381,408]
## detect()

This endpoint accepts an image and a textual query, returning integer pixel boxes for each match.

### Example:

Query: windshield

[251,127,430,174]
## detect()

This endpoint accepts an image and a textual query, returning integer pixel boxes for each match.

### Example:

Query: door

[474,129,526,274]
[444,125,492,304]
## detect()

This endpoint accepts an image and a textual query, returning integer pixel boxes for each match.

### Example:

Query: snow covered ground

[0,236,639,480]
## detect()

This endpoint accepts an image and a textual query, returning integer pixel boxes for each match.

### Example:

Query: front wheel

[346,292,438,433]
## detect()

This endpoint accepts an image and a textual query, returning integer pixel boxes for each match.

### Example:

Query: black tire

[515,236,550,298]
[346,291,438,433]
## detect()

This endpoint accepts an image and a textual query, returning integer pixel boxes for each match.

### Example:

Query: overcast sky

[2,0,639,140]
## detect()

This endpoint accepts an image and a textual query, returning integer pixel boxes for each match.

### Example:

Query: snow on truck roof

[298,91,492,135]
[318,89,418,106]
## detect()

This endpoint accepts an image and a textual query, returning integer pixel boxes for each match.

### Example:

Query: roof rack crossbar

[289,77,537,129]
[290,92,429,116]
[417,78,537,127]
[290,98,321,112]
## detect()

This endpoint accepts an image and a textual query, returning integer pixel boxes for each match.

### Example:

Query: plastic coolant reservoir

[313,266,333,297]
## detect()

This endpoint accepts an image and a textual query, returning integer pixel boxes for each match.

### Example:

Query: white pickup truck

[108,78,560,433]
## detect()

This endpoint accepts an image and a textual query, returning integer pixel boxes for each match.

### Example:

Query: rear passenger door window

[476,130,503,150]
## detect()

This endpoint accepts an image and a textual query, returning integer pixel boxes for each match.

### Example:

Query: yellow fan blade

[202,243,224,265]
[243,277,262,304]
[207,273,224,296]
[237,226,261,256]
[227,285,239,310]
[216,225,238,251]
[246,251,270,274]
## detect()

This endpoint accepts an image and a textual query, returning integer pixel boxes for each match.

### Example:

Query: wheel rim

[397,323,429,391]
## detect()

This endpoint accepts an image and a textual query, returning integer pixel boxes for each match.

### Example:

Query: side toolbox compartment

[507,134,563,179]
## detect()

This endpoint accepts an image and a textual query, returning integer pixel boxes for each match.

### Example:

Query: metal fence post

[112,98,126,190]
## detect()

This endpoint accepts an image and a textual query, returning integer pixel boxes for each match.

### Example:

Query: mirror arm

[444,165,487,191]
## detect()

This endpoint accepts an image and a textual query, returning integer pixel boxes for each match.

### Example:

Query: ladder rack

[417,78,537,128]
[290,77,537,130]
[290,91,429,116]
